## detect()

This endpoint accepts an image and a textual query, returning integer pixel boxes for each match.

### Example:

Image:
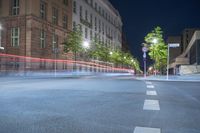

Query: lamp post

[150,38,158,76]
[82,40,90,71]
[53,48,59,78]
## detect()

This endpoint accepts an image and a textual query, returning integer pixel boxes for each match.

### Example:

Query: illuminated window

[40,29,46,48]
[11,27,20,47]
[40,0,47,19]
[11,0,19,15]
[52,7,59,25]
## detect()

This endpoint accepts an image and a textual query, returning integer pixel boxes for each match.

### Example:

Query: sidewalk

[137,74,200,82]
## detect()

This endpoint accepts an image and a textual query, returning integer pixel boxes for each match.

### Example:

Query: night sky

[109,0,200,66]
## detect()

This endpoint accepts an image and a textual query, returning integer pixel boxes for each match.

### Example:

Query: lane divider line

[133,126,161,133]
[147,85,155,89]
[143,99,160,111]
[145,81,152,85]
[146,90,157,96]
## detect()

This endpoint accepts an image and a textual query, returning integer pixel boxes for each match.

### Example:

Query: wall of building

[0,0,73,71]
[72,0,122,50]
[167,36,182,63]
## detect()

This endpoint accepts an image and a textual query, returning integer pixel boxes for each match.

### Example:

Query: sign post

[167,43,180,80]
[142,47,148,79]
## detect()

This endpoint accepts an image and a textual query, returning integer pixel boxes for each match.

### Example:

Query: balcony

[80,18,92,29]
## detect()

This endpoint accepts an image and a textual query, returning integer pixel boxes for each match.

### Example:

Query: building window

[80,6,82,19]
[52,7,59,25]
[52,32,58,50]
[63,0,68,6]
[11,0,20,15]
[85,28,88,39]
[94,17,97,31]
[90,30,93,40]
[79,24,82,33]
[73,1,77,13]
[85,10,88,21]
[99,20,101,33]
[40,29,46,48]
[90,14,93,25]
[63,14,68,29]
[73,21,76,31]
[11,27,20,47]
[95,2,97,11]
[40,0,47,19]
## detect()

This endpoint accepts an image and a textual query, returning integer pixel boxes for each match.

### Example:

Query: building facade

[0,0,72,72]
[72,0,123,50]
[168,29,200,75]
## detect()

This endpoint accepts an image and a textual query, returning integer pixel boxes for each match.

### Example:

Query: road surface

[0,76,200,133]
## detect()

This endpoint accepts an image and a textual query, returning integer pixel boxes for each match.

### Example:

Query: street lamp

[83,40,90,49]
[151,38,158,76]
[152,38,158,44]
[82,40,90,71]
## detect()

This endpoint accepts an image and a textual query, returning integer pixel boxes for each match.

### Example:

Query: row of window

[9,0,69,29]
[40,0,68,29]
[73,0,121,29]
[10,27,58,49]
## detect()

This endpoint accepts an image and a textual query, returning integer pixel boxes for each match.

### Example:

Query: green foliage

[144,26,167,72]
[89,39,111,62]
[63,25,83,54]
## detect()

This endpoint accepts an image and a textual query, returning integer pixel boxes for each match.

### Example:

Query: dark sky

[109,0,200,66]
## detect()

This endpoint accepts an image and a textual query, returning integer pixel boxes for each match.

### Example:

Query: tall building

[72,0,122,50]
[0,0,72,71]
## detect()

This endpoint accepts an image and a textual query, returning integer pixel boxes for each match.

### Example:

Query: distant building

[122,32,130,52]
[168,29,200,75]
[72,0,123,50]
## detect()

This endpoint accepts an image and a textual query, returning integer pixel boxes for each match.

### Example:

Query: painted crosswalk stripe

[133,126,161,133]
[143,100,160,111]
[147,85,155,89]
[146,90,157,96]
[146,81,152,85]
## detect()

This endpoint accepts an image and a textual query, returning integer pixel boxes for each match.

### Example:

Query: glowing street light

[152,38,158,44]
[83,40,90,49]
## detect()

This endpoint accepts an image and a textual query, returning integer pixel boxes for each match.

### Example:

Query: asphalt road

[0,76,200,133]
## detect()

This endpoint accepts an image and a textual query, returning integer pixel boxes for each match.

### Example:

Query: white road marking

[147,85,155,89]
[146,90,157,96]
[145,81,152,85]
[134,126,161,133]
[143,100,160,111]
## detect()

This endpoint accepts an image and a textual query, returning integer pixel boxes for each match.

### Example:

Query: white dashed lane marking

[143,100,160,111]
[145,81,152,85]
[146,90,157,96]
[133,127,161,133]
[147,85,155,89]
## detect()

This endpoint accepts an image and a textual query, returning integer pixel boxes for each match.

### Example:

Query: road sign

[142,47,148,52]
[168,43,180,48]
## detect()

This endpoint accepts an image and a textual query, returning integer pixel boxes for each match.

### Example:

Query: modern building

[72,0,123,50]
[0,0,72,72]
[168,29,200,75]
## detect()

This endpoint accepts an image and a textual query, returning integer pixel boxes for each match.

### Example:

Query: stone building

[0,0,72,72]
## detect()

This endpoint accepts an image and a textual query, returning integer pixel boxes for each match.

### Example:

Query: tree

[89,38,111,62]
[144,26,167,74]
[63,25,83,70]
